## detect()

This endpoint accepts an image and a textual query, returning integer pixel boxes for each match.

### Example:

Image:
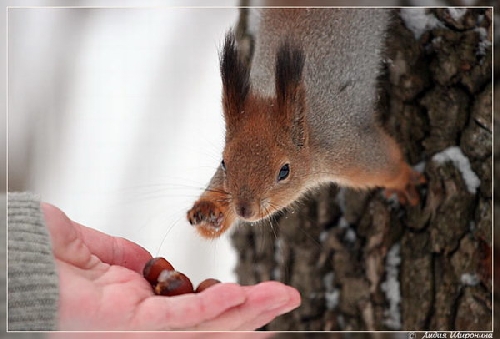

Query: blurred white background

[8,2,240,285]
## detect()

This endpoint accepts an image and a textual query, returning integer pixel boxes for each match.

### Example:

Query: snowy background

[8,4,240,285]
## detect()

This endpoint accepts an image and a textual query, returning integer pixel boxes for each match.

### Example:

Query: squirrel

[187,8,424,238]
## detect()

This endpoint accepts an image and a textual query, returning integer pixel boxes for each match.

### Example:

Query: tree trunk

[231,7,493,331]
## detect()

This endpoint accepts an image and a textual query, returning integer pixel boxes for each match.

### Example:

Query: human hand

[42,203,300,331]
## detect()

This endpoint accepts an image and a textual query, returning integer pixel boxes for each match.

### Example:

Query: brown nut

[154,270,194,296]
[195,278,221,293]
[143,257,175,285]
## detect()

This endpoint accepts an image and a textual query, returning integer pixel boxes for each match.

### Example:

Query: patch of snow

[413,161,426,173]
[380,243,401,330]
[384,190,401,208]
[324,272,340,310]
[338,216,349,229]
[336,217,356,243]
[475,27,492,56]
[432,146,480,194]
[320,231,328,243]
[309,290,339,309]
[344,228,357,243]
[336,187,346,213]
[325,290,340,310]
[447,8,468,21]
[400,8,445,40]
[460,273,480,286]
[324,272,335,288]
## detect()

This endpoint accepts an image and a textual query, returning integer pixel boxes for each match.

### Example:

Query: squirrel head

[218,32,312,222]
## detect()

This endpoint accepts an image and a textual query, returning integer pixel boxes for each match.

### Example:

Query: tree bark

[231,7,493,331]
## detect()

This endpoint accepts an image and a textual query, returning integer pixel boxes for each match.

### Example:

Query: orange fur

[187,10,424,238]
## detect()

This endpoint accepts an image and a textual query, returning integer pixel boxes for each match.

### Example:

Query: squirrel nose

[235,202,256,219]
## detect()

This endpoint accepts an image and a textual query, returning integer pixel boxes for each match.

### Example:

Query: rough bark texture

[231,7,493,331]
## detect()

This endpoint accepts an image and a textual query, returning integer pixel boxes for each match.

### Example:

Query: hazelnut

[154,270,194,296]
[143,257,175,285]
[195,278,221,293]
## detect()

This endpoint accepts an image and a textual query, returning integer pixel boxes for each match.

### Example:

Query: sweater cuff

[8,192,59,331]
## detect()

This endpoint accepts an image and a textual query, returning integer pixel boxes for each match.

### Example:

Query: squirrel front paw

[384,170,426,206]
[187,199,234,238]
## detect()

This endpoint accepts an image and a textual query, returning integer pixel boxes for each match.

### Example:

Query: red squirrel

[187,8,423,238]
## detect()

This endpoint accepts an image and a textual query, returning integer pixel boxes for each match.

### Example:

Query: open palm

[42,203,300,331]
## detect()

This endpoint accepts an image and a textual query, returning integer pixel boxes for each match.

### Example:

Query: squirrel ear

[220,31,250,119]
[275,40,307,147]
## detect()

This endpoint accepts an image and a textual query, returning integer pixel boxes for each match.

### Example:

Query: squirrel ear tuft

[275,40,307,147]
[220,31,250,117]
[275,40,305,102]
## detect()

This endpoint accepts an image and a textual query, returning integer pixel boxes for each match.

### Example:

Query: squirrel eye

[221,160,226,171]
[277,164,290,182]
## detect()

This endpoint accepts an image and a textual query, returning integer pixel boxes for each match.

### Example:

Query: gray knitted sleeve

[8,192,59,331]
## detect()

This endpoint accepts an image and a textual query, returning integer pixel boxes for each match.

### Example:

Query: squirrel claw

[187,199,231,238]
[187,201,223,229]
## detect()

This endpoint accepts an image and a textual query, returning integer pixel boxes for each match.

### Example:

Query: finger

[195,281,301,331]
[74,222,152,273]
[42,203,152,273]
[233,289,300,330]
[42,203,95,267]
[131,283,246,330]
